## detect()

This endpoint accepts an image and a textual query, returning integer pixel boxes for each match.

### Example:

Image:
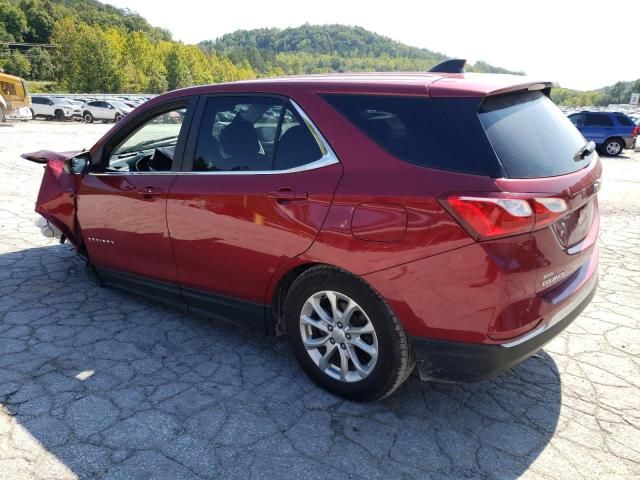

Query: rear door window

[193,97,327,172]
[322,94,483,174]
[479,91,589,178]
[585,113,613,127]
[193,96,285,172]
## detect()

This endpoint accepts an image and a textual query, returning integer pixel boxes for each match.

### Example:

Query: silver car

[82,100,133,123]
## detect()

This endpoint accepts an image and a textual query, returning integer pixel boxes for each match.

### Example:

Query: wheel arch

[267,260,397,336]
[269,261,322,335]
[605,136,625,148]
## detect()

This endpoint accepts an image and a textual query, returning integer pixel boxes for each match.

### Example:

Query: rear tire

[83,111,94,123]
[285,265,414,402]
[0,106,6,122]
[603,138,623,156]
[29,108,35,119]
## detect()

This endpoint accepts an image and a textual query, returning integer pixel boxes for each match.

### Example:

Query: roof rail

[429,59,466,74]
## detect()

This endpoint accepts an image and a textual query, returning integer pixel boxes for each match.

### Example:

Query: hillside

[200,24,523,75]
[0,0,254,92]
[551,78,640,106]
[0,0,169,43]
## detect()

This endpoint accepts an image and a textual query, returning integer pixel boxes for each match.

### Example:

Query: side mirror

[64,153,91,174]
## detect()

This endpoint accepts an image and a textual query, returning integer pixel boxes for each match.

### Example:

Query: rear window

[615,114,634,126]
[322,94,483,174]
[479,91,589,178]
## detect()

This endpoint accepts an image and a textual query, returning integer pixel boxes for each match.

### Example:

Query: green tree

[4,50,31,77]
[27,47,54,79]
[166,46,191,90]
[0,0,29,41]
[52,19,120,92]
[19,0,56,43]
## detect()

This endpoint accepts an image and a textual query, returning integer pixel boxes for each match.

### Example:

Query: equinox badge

[541,271,567,288]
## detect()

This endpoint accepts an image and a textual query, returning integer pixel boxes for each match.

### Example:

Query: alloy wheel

[299,290,378,382]
[606,141,621,155]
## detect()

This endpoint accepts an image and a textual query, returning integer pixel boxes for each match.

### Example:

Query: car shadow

[0,244,562,479]
[600,151,635,159]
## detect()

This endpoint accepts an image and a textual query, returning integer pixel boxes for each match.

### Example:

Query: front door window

[107,107,187,172]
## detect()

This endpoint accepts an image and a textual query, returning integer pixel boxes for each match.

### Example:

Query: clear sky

[101,0,636,91]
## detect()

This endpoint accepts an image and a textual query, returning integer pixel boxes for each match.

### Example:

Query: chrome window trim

[90,99,339,177]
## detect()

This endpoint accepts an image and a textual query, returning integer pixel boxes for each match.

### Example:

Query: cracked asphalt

[0,121,639,479]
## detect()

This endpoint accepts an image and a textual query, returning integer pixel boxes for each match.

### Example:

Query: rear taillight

[633,126,640,137]
[532,197,568,228]
[443,195,568,240]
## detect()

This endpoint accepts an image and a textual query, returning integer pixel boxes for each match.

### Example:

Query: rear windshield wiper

[575,141,596,161]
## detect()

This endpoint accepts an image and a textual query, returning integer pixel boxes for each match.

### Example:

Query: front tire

[114,113,123,122]
[54,109,65,121]
[285,266,414,402]
[83,111,94,123]
[603,138,623,156]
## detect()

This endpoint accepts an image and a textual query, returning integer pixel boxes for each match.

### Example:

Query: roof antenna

[429,59,466,74]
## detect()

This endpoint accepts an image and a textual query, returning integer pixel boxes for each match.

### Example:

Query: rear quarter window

[321,94,484,174]
[479,91,589,178]
[614,114,634,126]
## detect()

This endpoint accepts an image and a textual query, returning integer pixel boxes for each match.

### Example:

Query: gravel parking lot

[0,121,639,479]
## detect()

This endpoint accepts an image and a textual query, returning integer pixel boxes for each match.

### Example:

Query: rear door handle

[268,187,308,202]
[137,186,164,198]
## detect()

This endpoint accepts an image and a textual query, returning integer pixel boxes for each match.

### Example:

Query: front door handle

[268,187,308,202]
[137,186,164,198]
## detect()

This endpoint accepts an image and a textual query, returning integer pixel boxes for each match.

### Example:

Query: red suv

[27,69,600,401]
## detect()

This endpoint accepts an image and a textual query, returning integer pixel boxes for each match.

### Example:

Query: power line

[0,42,57,48]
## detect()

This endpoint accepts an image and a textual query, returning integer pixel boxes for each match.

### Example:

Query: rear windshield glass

[479,91,589,178]
[322,94,483,174]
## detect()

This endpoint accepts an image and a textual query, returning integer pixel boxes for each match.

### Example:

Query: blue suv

[568,111,637,156]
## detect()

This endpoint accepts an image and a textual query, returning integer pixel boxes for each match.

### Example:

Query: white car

[30,96,77,121]
[82,100,133,123]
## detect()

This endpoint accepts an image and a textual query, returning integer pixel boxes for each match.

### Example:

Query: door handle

[137,186,164,198]
[268,187,308,202]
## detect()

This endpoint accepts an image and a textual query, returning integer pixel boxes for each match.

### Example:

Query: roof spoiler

[429,59,466,74]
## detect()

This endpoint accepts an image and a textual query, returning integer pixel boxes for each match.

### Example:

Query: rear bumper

[410,273,597,382]
[624,136,636,150]
[7,107,32,120]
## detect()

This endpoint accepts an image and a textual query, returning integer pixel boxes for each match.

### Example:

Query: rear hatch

[435,87,600,338]
[479,90,601,269]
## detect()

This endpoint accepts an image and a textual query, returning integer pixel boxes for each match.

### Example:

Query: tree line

[0,0,255,92]
[551,80,640,107]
